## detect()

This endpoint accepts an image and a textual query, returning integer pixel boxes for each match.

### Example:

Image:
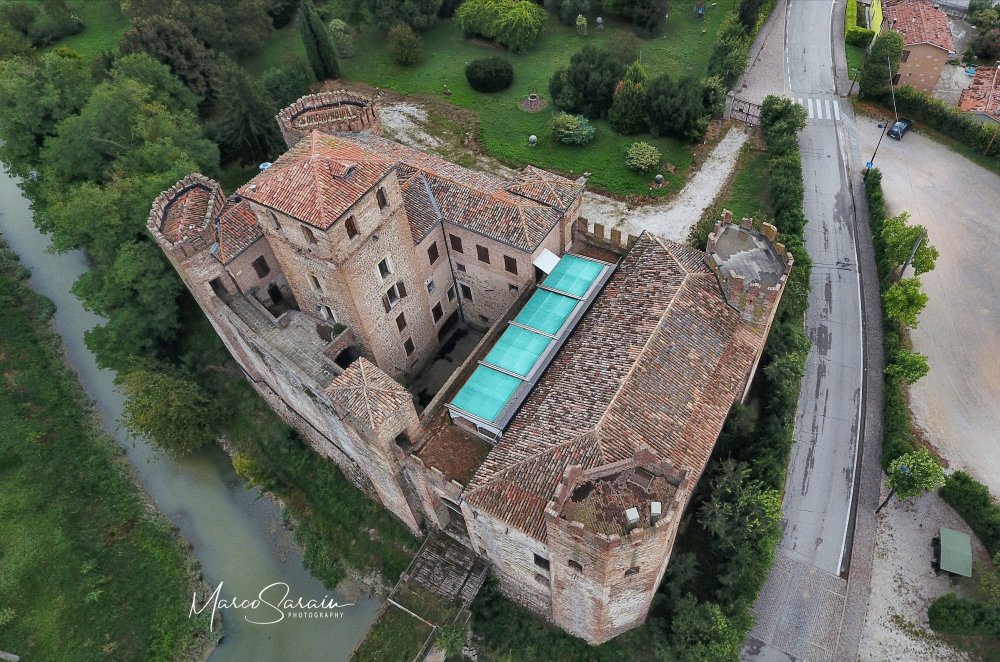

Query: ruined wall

[403,455,465,531]
[276,91,381,148]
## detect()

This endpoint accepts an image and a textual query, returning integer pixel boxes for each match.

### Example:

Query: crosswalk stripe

[807,98,815,119]
[833,100,841,122]
[824,99,832,120]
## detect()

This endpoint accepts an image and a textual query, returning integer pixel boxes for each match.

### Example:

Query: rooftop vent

[625,507,640,532]
[258,162,273,171]
[650,501,662,526]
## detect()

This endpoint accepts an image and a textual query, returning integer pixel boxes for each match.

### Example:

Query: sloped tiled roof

[463,234,769,540]
[887,1,955,52]
[236,132,395,230]
[326,358,412,430]
[506,165,585,211]
[216,199,263,264]
[959,66,1000,121]
[345,133,579,250]
[160,183,213,242]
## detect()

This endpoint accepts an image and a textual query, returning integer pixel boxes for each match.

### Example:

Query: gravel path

[580,126,749,243]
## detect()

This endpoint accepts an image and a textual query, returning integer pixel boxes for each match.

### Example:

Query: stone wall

[276,91,381,148]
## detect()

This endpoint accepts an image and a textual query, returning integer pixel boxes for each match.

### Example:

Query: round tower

[276,91,382,148]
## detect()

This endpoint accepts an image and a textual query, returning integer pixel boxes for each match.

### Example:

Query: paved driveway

[857,116,1000,496]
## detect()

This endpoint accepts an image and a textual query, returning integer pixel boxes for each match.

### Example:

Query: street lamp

[887,54,899,123]
[863,119,890,180]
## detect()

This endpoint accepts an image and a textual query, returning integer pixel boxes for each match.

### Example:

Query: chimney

[650,501,662,526]
[624,507,640,532]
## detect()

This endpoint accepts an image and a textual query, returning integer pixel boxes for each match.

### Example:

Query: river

[0,164,378,660]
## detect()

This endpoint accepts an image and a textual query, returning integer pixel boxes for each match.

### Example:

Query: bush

[940,471,1000,555]
[549,112,595,145]
[465,57,514,92]
[892,85,1000,158]
[389,22,423,66]
[929,593,1000,636]
[456,0,547,53]
[328,18,356,58]
[260,62,312,108]
[860,30,903,99]
[707,14,752,89]
[846,26,875,46]
[544,0,591,26]
[625,141,661,172]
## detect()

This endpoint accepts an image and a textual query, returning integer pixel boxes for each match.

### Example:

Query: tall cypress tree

[298,0,340,80]
[213,57,284,165]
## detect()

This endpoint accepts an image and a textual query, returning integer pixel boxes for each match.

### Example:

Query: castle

[148,91,791,645]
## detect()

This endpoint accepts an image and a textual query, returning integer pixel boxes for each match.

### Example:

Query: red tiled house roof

[886,1,955,52]
[959,66,1000,121]
[463,233,769,540]
[159,182,214,243]
[216,200,264,264]
[326,358,413,431]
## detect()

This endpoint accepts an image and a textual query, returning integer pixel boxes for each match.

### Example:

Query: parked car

[887,118,913,140]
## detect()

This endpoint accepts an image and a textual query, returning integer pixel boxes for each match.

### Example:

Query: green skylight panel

[514,289,577,335]
[542,254,603,298]
[484,326,552,377]
[451,366,522,423]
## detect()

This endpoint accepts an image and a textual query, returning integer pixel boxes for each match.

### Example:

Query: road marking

[808,98,815,119]
[824,99,832,121]
[833,100,841,122]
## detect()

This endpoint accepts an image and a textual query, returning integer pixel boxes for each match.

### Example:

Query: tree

[212,58,284,165]
[121,0,274,56]
[608,60,650,135]
[860,30,903,99]
[625,141,660,172]
[882,277,928,328]
[371,0,443,31]
[389,22,423,65]
[119,360,216,456]
[881,211,938,277]
[119,15,220,105]
[261,61,312,108]
[465,57,515,92]
[0,49,92,177]
[647,74,710,141]
[544,0,591,26]
[876,448,945,512]
[298,0,340,81]
[328,18,356,57]
[738,0,766,30]
[698,459,782,554]
[708,14,751,88]
[886,348,930,383]
[111,52,198,114]
[605,0,671,37]
[549,46,625,118]
[268,0,299,28]
[457,0,547,53]
[661,595,745,661]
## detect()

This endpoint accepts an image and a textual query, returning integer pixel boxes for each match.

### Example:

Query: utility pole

[888,54,899,123]
[864,118,890,180]
[896,231,926,282]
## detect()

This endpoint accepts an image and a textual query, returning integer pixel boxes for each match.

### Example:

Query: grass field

[846,43,865,81]
[0,241,211,661]
[352,605,434,662]
[45,0,128,61]
[244,9,729,196]
[689,138,771,245]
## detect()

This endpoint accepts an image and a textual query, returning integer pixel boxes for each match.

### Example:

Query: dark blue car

[887,119,913,140]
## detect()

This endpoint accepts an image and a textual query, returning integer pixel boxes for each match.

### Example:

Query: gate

[730,96,762,127]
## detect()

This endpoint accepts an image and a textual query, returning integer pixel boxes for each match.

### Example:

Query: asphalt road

[742,0,868,659]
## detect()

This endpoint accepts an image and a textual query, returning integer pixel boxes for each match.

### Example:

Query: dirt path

[579,126,749,243]
[856,116,1000,497]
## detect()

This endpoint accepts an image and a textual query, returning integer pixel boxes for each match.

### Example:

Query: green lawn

[689,139,770,245]
[245,10,730,197]
[44,0,129,61]
[0,241,211,660]
[846,43,865,81]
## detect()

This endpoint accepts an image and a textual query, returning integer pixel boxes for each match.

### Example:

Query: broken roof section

[447,253,616,436]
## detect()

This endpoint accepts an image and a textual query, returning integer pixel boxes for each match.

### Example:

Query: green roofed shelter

[542,254,604,298]
[939,527,972,577]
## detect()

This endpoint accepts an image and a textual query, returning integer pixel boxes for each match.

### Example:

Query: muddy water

[0,164,378,660]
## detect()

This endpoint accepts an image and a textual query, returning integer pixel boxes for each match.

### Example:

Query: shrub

[389,22,423,66]
[625,141,661,172]
[929,593,1000,636]
[260,62,312,107]
[328,18,356,58]
[892,85,1000,158]
[860,30,903,99]
[464,57,514,92]
[456,0,546,53]
[940,471,1000,555]
[544,0,591,26]
[549,112,595,145]
[575,13,587,36]
[846,26,875,46]
[647,74,711,141]
[707,14,752,88]
[609,79,647,134]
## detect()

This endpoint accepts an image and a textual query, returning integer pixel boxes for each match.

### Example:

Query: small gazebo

[938,527,973,577]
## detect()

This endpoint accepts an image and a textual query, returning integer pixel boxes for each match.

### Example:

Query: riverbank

[0,239,215,660]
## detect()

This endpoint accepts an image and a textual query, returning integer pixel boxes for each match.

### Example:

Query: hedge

[845,0,875,46]
[708,0,777,89]
[929,593,1000,636]
[893,86,1000,159]
[940,471,1000,555]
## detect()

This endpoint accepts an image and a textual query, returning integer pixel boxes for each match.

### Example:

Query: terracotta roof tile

[326,358,412,430]
[959,66,1000,120]
[160,183,213,243]
[463,234,773,540]
[506,165,585,211]
[237,132,395,230]
[216,200,263,264]
[886,1,955,52]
